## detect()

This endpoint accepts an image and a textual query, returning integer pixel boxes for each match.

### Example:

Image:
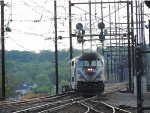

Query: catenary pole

[54,0,59,94]
[1,0,5,99]
[127,1,131,92]
[69,0,72,60]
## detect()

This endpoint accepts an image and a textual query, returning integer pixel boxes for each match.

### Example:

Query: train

[69,52,105,95]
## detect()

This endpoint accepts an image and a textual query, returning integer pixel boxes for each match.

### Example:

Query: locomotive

[70,52,105,95]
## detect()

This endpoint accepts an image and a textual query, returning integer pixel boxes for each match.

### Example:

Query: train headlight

[86,67,94,74]
[87,68,93,72]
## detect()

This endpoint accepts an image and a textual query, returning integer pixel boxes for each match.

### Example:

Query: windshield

[78,60,103,67]
[91,60,96,66]
[97,60,103,67]
[78,60,84,66]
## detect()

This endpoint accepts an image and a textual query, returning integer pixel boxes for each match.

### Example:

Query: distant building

[15,84,32,95]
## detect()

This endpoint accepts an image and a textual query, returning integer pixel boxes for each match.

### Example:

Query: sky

[2,0,150,52]
[5,0,95,52]
[5,0,63,52]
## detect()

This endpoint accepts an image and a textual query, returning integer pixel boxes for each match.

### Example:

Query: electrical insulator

[58,36,63,40]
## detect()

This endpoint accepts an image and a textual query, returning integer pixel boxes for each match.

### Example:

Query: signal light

[98,22,106,42]
[99,31,105,42]
[98,22,105,30]
[5,27,12,32]
[77,37,83,43]
[76,23,83,31]
[75,23,85,43]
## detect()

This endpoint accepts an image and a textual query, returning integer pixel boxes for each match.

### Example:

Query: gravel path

[98,91,150,113]
[103,92,150,107]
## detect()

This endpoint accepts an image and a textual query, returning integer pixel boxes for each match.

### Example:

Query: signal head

[98,22,105,29]
[76,23,83,31]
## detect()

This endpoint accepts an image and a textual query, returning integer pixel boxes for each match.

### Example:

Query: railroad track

[13,97,83,113]
[45,82,130,113]
[0,82,130,113]
[81,99,131,113]
[0,91,78,113]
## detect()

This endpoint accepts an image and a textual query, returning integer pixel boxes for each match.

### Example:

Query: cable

[73,3,127,32]
[7,37,36,52]
[29,0,52,14]
[21,0,52,21]
[12,29,53,38]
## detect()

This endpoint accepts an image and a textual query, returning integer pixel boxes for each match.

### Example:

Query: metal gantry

[67,0,150,112]
[68,0,134,91]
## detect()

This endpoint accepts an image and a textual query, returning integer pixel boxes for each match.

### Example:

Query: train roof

[78,52,103,60]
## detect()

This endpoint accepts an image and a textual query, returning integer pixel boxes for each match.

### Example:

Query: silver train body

[70,52,105,95]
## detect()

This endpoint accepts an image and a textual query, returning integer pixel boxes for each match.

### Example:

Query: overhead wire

[21,0,51,21]
[6,0,130,52]
[4,0,13,28]
[73,4,127,32]
[7,36,36,52]
[29,0,52,14]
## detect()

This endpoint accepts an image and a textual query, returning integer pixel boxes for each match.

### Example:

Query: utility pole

[89,0,92,51]
[0,0,6,98]
[135,46,143,113]
[149,20,150,47]
[127,1,132,92]
[69,0,72,59]
[1,0,5,99]
[54,0,59,94]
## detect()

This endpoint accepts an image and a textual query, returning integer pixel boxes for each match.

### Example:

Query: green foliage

[60,80,69,87]
[5,50,74,97]
[0,79,11,98]
[6,83,11,98]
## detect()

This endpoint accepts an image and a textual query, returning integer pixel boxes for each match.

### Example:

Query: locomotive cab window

[84,60,90,66]
[78,60,84,67]
[84,60,96,67]
[91,60,96,66]
[97,60,103,67]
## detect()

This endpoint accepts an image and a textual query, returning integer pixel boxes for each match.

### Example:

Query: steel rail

[12,97,82,113]
[89,99,131,113]
[38,98,90,113]
[38,101,76,113]
[77,101,90,113]
[1,83,128,113]
[0,91,76,110]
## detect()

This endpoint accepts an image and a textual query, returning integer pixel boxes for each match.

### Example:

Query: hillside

[2,49,81,97]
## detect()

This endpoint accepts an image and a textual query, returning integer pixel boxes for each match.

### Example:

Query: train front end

[75,52,105,95]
